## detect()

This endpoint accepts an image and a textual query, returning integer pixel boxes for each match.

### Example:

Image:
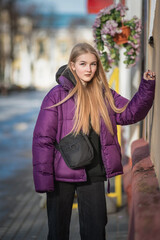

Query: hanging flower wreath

[93,3,142,72]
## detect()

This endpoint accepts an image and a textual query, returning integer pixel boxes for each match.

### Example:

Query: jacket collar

[56,65,76,91]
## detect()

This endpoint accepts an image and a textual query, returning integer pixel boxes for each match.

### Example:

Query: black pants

[46,181,107,240]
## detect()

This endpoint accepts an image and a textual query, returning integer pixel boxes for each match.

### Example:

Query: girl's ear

[70,62,76,71]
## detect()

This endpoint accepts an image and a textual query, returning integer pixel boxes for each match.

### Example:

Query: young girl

[32,42,155,240]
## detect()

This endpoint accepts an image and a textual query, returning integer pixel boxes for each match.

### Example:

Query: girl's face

[71,53,97,84]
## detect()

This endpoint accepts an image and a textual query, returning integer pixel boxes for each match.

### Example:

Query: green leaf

[96,29,101,35]
[100,56,105,63]
[96,36,102,40]
[126,46,132,51]
[106,35,112,40]
[111,53,116,59]
[129,59,135,64]
[97,42,104,51]
[123,60,128,64]
[101,15,109,22]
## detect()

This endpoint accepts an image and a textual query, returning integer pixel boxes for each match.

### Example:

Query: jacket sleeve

[32,90,58,193]
[112,78,155,125]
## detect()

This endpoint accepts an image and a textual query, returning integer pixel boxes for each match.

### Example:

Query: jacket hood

[56,64,76,91]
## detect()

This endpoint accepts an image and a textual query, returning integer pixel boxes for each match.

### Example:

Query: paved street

[0,90,128,240]
[0,90,46,181]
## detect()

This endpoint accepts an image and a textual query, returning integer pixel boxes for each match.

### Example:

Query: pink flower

[133,34,139,39]
[116,3,128,16]
[127,49,134,55]
[93,18,101,28]
[128,41,139,49]
[101,20,121,36]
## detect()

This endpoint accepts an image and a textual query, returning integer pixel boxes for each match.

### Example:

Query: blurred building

[0,10,12,90]
[0,3,95,90]
[143,0,160,184]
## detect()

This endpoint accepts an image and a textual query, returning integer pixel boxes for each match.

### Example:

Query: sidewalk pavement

[0,163,128,240]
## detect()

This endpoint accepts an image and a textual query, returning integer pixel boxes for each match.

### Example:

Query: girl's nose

[86,65,91,71]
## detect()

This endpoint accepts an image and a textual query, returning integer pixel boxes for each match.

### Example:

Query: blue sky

[46,0,87,14]
[16,0,95,28]
[20,0,87,15]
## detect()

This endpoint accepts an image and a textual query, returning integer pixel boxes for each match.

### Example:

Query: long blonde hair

[52,43,127,136]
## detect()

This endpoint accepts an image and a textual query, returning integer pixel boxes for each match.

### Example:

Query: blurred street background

[0,0,160,239]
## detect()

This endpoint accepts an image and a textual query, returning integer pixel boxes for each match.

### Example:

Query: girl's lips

[84,74,91,77]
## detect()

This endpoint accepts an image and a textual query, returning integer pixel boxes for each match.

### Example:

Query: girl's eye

[92,63,97,66]
[80,63,85,65]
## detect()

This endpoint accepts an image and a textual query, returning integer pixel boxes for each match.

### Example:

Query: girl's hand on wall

[143,70,156,81]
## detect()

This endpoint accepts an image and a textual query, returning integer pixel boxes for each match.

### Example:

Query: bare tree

[0,0,56,93]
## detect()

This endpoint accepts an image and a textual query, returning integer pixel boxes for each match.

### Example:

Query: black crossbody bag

[55,132,94,169]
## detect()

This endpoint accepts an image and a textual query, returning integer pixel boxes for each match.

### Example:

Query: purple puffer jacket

[32,68,155,193]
